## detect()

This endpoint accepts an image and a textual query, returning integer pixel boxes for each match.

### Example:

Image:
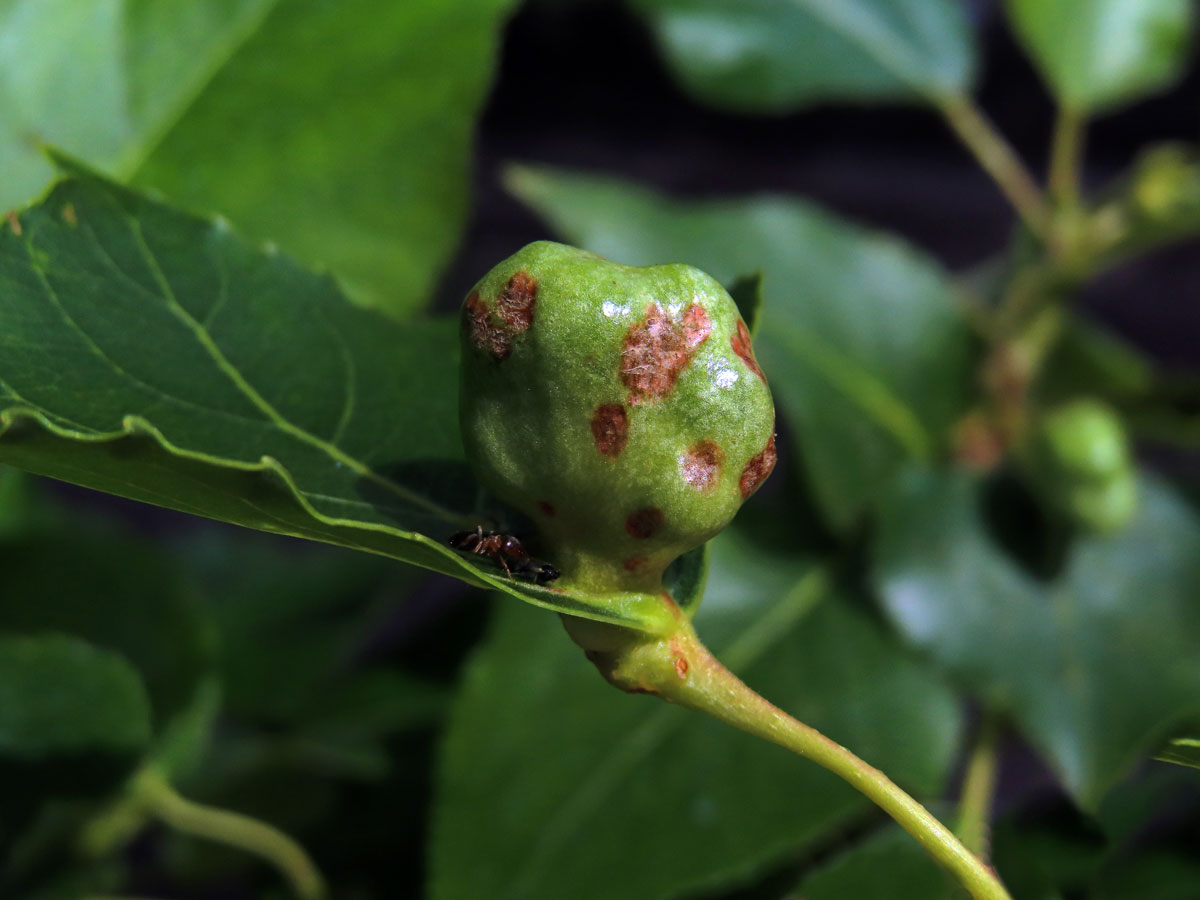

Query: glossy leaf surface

[1005,0,1194,113]
[874,467,1200,807]
[430,529,961,900]
[629,0,975,111]
[507,166,972,532]
[0,0,516,314]
[0,171,675,632]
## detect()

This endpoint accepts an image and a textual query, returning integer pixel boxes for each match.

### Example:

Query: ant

[448,526,561,585]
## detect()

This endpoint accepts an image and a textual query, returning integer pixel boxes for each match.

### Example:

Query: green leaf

[0,0,517,316]
[796,825,954,900]
[149,675,221,780]
[873,467,1200,808]
[0,0,278,203]
[0,533,213,731]
[0,634,151,757]
[0,466,28,536]
[988,772,1200,900]
[1005,0,1194,113]
[725,271,765,336]
[628,0,976,112]
[663,542,710,619]
[430,529,961,900]
[1041,315,1156,406]
[1096,766,1200,844]
[991,821,1105,900]
[188,533,445,734]
[0,170,673,632]
[1154,736,1200,771]
[1092,851,1200,900]
[506,166,973,532]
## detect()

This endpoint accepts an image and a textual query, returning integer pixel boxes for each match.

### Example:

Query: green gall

[459,241,776,594]
[1031,399,1136,535]
[1131,145,1200,220]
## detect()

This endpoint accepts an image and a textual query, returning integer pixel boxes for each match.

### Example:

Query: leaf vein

[122,214,461,526]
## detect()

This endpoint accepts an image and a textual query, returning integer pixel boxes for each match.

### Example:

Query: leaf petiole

[570,612,1014,900]
[939,95,1051,240]
[130,768,325,900]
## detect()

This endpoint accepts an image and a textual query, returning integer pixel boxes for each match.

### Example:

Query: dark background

[440,0,1200,370]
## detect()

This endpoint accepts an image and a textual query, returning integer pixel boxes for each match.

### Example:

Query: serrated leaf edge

[0,406,676,633]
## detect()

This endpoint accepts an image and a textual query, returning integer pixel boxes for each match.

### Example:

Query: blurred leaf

[1155,736,1200,771]
[151,676,221,780]
[430,529,961,900]
[1041,316,1156,405]
[2,795,127,894]
[989,773,1200,900]
[0,634,150,757]
[794,825,954,900]
[0,0,516,315]
[0,534,212,730]
[300,669,447,740]
[189,536,395,723]
[1004,0,1194,113]
[0,169,676,632]
[991,820,1105,900]
[874,468,1200,808]
[1096,766,1200,843]
[0,465,27,536]
[664,542,710,619]
[0,528,218,824]
[507,166,973,532]
[1041,314,1200,454]
[1093,851,1200,900]
[4,859,123,900]
[628,0,976,112]
[0,0,270,208]
[192,536,448,736]
[725,271,764,336]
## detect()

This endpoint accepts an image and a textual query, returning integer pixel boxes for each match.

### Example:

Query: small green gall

[1131,145,1200,220]
[1032,399,1136,535]
[459,242,776,593]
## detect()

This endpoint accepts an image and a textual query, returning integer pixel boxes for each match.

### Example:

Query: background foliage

[1,1,1199,898]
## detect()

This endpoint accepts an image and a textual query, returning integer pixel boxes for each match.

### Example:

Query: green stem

[578,618,1014,900]
[132,769,325,900]
[939,96,1051,240]
[1048,107,1086,210]
[956,716,1001,858]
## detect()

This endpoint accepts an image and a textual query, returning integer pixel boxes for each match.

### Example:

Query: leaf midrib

[19,192,465,528]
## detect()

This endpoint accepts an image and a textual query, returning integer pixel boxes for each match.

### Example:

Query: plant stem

[587,621,1013,900]
[132,769,325,900]
[1048,107,1086,209]
[956,716,1001,858]
[939,96,1051,240]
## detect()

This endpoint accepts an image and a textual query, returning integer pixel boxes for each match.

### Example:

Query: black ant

[448,526,561,585]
